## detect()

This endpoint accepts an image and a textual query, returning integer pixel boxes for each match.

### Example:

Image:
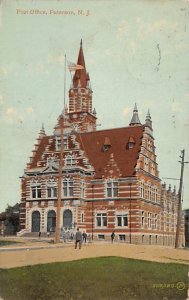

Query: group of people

[41,228,116,247]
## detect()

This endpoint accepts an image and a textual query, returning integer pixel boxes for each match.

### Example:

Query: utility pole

[129,182,132,244]
[55,114,64,243]
[175,150,188,248]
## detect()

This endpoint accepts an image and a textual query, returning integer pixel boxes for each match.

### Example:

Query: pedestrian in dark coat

[75,228,82,249]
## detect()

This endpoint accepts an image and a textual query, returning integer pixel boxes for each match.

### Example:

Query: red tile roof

[77,125,144,178]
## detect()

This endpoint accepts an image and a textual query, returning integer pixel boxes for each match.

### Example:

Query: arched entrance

[32,211,40,232]
[47,210,56,232]
[63,209,72,229]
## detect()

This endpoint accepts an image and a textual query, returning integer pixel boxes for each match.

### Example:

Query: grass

[0,240,21,246]
[0,257,188,300]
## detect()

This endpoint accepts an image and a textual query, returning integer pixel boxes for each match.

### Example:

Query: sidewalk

[0,237,188,269]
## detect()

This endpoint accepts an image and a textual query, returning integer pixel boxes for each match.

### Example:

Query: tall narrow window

[154,214,157,229]
[63,178,74,197]
[47,186,57,198]
[106,181,118,198]
[148,212,152,228]
[31,185,41,199]
[141,211,144,228]
[80,180,85,198]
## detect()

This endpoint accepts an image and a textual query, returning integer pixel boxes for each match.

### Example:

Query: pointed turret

[129,103,141,126]
[39,123,46,138]
[145,109,152,128]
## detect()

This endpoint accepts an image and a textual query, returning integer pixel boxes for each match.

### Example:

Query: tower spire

[129,103,141,126]
[145,109,152,128]
[72,40,88,88]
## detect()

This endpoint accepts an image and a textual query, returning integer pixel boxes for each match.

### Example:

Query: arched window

[63,209,73,229]
[47,210,56,232]
[31,211,40,232]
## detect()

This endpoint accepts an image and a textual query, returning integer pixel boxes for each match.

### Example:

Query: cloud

[0,95,3,105]
[122,106,132,117]
[6,107,17,116]
[6,106,24,124]
[26,107,34,113]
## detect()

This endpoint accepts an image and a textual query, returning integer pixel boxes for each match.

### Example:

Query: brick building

[19,41,184,246]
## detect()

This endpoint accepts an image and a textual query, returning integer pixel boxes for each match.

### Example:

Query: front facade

[19,41,184,246]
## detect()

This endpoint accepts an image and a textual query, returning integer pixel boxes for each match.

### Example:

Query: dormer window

[65,153,77,166]
[55,136,68,151]
[102,137,111,152]
[127,136,135,149]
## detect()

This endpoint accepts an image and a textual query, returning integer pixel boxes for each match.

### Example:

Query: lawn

[0,257,187,300]
[0,240,21,246]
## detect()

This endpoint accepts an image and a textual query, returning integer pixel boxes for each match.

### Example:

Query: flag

[67,61,84,72]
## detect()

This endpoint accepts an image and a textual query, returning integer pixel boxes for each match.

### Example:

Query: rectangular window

[98,234,105,240]
[56,136,68,151]
[119,235,125,241]
[154,214,157,229]
[47,187,57,198]
[107,181,118,198]
[141,211,144,228]
[148,212,152,228]
[96,213,107,228]
[31,186,41,199]
[117,214,128,227]
[63,179,74,197]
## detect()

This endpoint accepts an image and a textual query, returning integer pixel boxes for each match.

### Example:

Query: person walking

[111,231,115,243]
[82,232,87,243]
[75,228,82,249]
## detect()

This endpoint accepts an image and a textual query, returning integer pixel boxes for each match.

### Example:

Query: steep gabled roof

[77,125,144,178]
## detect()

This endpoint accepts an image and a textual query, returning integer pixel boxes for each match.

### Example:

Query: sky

[0,0,188,212]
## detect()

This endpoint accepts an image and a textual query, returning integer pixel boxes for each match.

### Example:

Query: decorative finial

[129,103,141,126]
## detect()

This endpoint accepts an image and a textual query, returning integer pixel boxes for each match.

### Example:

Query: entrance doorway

[32,211,40,232]
[47,210,56,232]
[63,209,72,229]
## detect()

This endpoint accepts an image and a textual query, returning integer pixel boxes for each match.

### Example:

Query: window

[31,185,41,199]
[98,234,105,240]
[47,187,57,198]
[107,181,118,198]
[63,178,74,197]
[116,214,128,227]
[65,154,77,166]
[141,211,144,228]
[80,180,85,198]
[119,235,125,241]
[154,214,157,229]
[140,182,144,198]
[56,136,68,151]
[148,212,152,228]
[96,213,107,227]
[81,213,84,223]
